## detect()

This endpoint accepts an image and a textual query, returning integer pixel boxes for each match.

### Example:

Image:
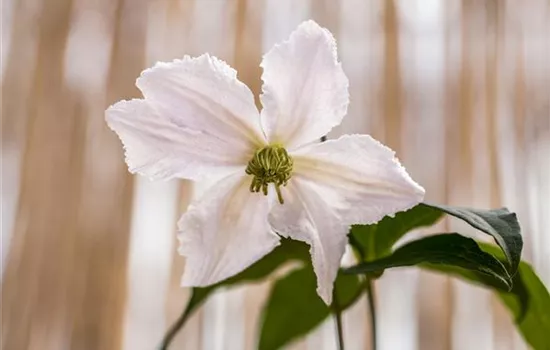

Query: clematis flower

[106,20,424,304]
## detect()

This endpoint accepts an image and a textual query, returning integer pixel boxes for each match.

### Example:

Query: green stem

[365,278,377,350]
[332,289,345,350]
[158,303,194,350]
[159,289,209,350]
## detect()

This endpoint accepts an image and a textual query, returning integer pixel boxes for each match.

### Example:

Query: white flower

[106,20,424,304]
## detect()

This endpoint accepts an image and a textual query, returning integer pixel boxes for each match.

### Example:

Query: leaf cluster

[161,203,550,350]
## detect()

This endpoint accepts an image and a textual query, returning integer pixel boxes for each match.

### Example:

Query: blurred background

[1,0,549,349]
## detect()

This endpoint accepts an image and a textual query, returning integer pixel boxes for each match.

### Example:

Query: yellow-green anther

[245,145,293,204]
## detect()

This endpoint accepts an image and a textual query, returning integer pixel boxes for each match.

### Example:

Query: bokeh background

[1,0,549,349]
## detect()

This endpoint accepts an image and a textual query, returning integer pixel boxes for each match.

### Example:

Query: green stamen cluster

[245,145,293,204]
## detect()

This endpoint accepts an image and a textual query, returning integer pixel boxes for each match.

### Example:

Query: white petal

[179,172,280,286]
[292,134,425,226]
[106,99,249,181]
[260,20,349,149]
[137,54,266,150]
[268,178,348,304]
[268,135,424,303]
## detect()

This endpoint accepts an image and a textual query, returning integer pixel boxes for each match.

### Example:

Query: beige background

[1,0,549,349]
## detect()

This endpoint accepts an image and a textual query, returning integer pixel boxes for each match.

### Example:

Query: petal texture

[260,20,349,149]
[179,173,280,286]
[137,54,266,150]
[268,178,348,304]
[106,99,249,181]
[270,134,424,303]
[292,134,425,226]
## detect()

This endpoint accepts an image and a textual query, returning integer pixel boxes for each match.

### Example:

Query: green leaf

[160,238,309,349]
[258,268,326,350]
[193,237,309,309]
[479,243,530,321]
[333,272,365,309]
[349,204,443,261]
[421,242,528,320]
[424,243,550,350]
[258,268,362,350]
[344,233,512,290]
[349,203,522,278]
[424,203,523,275]
[500,262,550,350]
[219,238,308,283]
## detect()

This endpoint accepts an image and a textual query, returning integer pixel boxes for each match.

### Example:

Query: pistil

[245,144,293,204]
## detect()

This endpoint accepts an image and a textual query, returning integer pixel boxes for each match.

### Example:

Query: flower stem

[158,303,194,350]
[159,289,208,350]
[335,309,345,350]
[332,289,345,350]
[365,277,377,350]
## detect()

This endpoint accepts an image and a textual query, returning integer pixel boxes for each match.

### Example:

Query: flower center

[245,144,293,204]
